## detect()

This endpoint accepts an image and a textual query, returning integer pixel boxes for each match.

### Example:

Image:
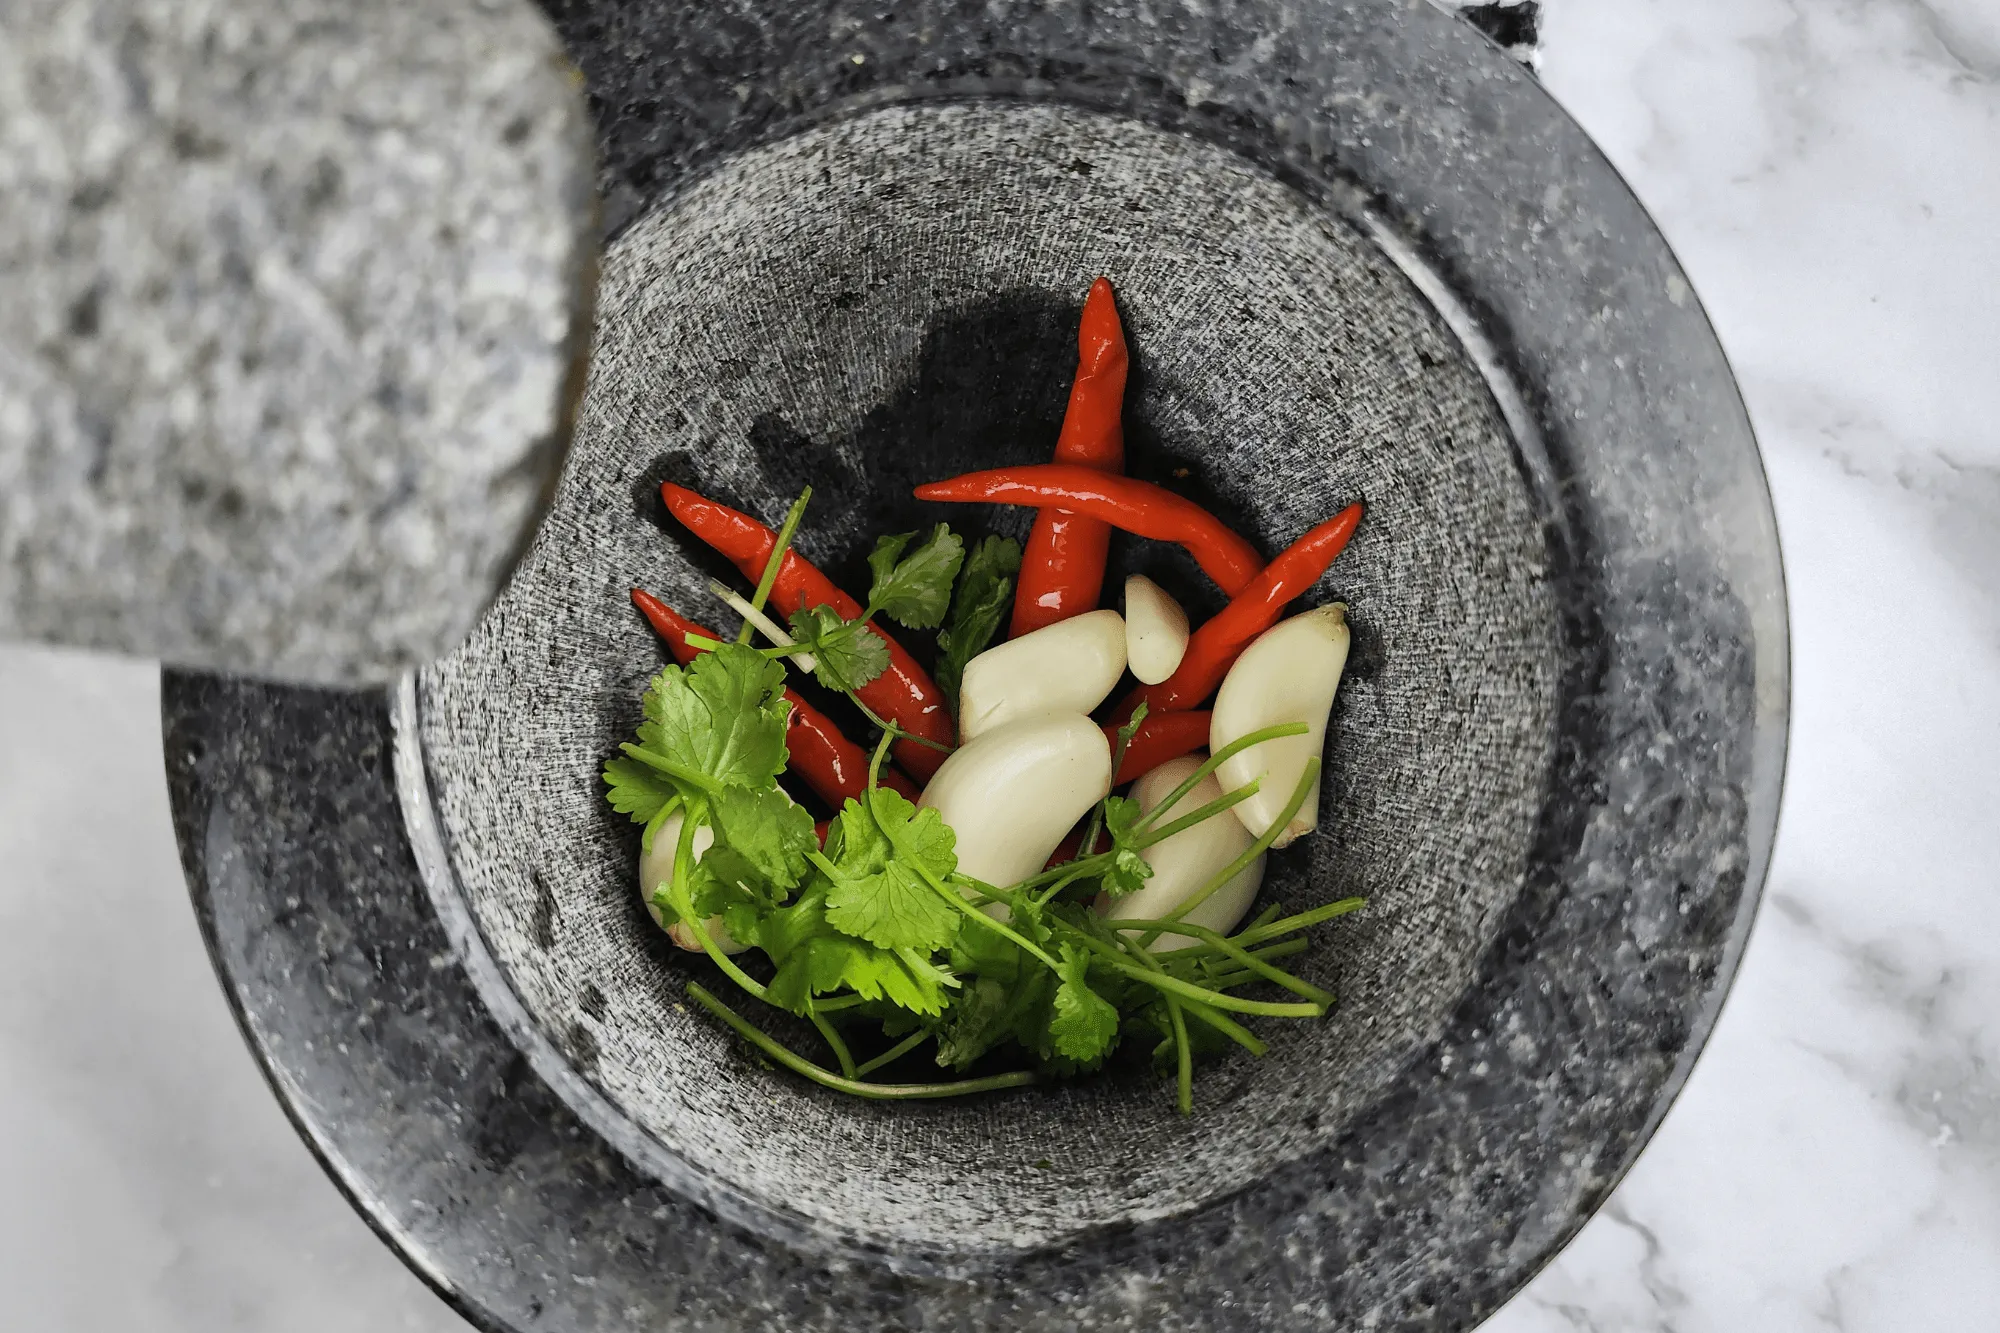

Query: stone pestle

[0,0,599,685]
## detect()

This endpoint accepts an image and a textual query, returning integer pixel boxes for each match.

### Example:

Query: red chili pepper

[1117,503,1363,720]
[630,589,921,805]
[914,464,1262,596]
[1012,278,1130,639]
[1045,826,1085,870]
[657,484,952,780]
[1105,710,1213,785]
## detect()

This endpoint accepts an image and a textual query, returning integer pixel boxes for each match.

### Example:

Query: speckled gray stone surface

[0,0,596,684]
[412,101,1558,1258]
[164,0,1788,1328]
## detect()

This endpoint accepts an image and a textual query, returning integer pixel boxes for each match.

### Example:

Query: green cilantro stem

[740,488,811,644]
[1142,757,1323,946]
[1080,928,1268,1055]
[619,743,726,799]
[1060,913,1320,1019]
[866,726,892,791]
[664,801,772,1001]
[1224,896,1367,949]
[1118,921,1334,1006]
[807,1004,858,1078]
[1135,722,1309,835]
[1241,902,1285,935]
[851,695,956,754]
[1101,961,1323,1017]
[896,945,961,993]
[641,792,684,854]
[1166,994,1194,1115]
[1164,936,1312,977]
[1134,778,1261,848]
[912,839,1063,972]
[710,581,818,673]
[1188,943,1315,991]
[687,983,1037,1100]
[1034,862,1098,907]
[1178,1001,1267,1055]
[1078,703,1151,860]
[853,1029,930,1077]
[1094,899,1192,1115]
[1008,851,1116,897]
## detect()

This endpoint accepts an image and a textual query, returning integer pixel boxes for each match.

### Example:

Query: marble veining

[0,0,1992,1330]
[1485,0,2000,1329]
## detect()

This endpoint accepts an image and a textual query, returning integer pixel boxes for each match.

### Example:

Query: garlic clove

[1210,603,1349,847]
[638,810,748,953]
[957,609,1127,742]
[920,710,1113,896]
[1099,754,1264,950]
[1123,574,1190,685]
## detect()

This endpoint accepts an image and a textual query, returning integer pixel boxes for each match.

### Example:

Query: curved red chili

[630,589,921,805]
[657,484,952,780]
[1013,278,1129,638]
[914,464,1262,596]
[1117,503,1363,719]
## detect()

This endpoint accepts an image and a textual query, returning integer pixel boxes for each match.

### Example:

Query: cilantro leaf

[948,906,1029,986]
[635,642,791,792]
[753,889,834,966]
[933,975,1016,1071]
[756,886,953,1017]
[768,935,952,1016]
[825,851,961,951]
[865,531,914,591]
[869,786,957,875]
[710,787,817,893]
[721,901,763,948]
[786,604,890,693]
[685,848,762,921]
[1103,846,1153,898]
[1098,795,1154,898]
[935,534,1021,713]
[603,756,675,824]
[822,792,961,951]
[866,525,964,629]
[1046,944,1120,1066]
[1103,793,1144,841]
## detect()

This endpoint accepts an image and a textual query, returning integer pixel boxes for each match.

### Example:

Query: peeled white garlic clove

[1123,574,1190,685]
[638,810,747,954]
[1211,603,1349,848]
[920,711,1113,895]
[1099,754,1264,951]
[957,609,1127,743]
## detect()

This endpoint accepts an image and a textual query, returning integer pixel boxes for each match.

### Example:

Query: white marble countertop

[2,2,1995,1327]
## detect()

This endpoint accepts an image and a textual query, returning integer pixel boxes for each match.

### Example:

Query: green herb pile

[604,490,1362,1111]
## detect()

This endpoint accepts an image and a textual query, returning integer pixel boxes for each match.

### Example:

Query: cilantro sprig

[779,524,965,693]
